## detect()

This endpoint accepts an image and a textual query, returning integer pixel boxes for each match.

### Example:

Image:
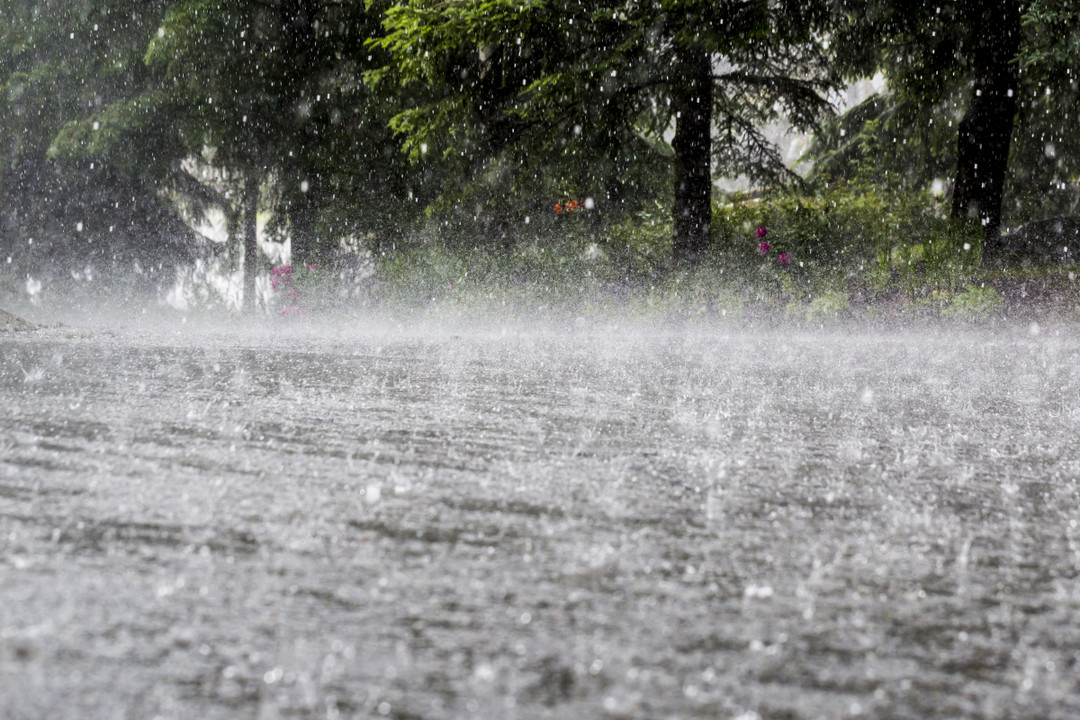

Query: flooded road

[2,321,1080,719]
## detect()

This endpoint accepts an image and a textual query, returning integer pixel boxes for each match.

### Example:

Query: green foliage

[600,204,673,280]
[359,183,1011,323]
[712,182,946,279]
[0,0,168,166]
[871,221,982,300]
[924,224,984,291]
[807,95,956,193]
[0,0,206,285]
[368,0,674,225]
[804,289,851,322]
[942,285,1004,320]
[369,0,837,256]
[37,0,438,271]
[267,262,344,314]
[1021,0,1080,69]
[1,0,1072,322]
[814,0,1080,225]
[1009,0,1080,220]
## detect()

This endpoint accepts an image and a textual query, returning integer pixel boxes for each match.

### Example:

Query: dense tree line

[1,0,1077,305]
[814,0,1080,249]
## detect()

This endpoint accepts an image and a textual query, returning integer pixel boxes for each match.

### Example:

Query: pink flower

[756,226,768,239]
[778,253,791,268]
[308,264,317,270]
[286,288,299,298]
[271,278,280,289]
[758,241,771,255]
[280,305,304,315]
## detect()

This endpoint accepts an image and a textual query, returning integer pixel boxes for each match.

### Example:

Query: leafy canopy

[369,0,836,222]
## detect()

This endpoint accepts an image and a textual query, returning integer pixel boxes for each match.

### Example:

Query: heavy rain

[3,1,1080,719]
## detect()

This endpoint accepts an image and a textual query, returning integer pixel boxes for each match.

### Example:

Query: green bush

[709,183,995,306]
[942,285,1003,320]
[600,202,672,280]
[353,182,1008,322]
[805,289,851,322]
[712,182,944,272]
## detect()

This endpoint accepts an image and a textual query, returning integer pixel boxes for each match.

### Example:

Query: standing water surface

[2,323,1080,719]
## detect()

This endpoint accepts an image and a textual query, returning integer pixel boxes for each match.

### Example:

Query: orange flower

[554,203,563,215]
[568,200,580,212]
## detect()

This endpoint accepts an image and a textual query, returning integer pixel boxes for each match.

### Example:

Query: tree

[815,0,1079,246]
[1014,0,1080,220]
[140,0,438,264]
[0,0,201,299]
[141,0,293,312]
[371,0,835,263]
[949,0,1022,241]
[47,0,433,311]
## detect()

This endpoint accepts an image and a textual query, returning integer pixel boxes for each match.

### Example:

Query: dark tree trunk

[951,0,1021,248]
[280,0,320,267]
[671,45,712,264]
[287,186,318,267]
[242,173,259,314]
